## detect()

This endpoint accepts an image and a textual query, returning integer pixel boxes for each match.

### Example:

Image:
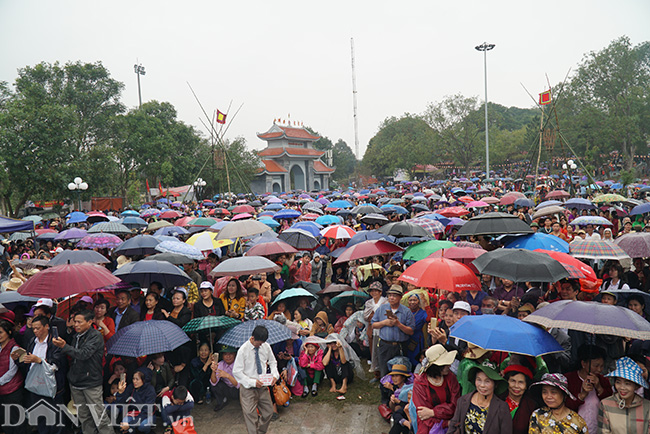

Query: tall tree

[331,139,357,182]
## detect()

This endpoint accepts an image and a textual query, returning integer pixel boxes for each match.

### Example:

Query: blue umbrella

[67,211,87,224]
[315,215,342,226]
[503,232,570,253]
[381,205,409,214]
[258,211,276,218]
[121,210,140,217]
[209,221,231,231]
[113,235,160,256]
[155,240,204,260]
[514,198,534,208]
[420,213,451,227]
[449,314,564,357]
[347,230,395,247]
[54,228,87,241]
[273,209,301,220]
[290,221,322,237]
[328,200,354,209]
[565,198,596,210]
[535,200,563,210]
[154,226,190,236]
[264,203,284,210]
[113,259,191,287]
[219,319,291,347]
[630,203,650,216]
[570,216,613,227]
[119,216,148,229]
[36,232,58,241]
[259,218,280,228]
[272,287,316,305]
[106,320,190,357]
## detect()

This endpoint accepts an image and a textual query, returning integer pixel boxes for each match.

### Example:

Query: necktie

[254,346,263,375]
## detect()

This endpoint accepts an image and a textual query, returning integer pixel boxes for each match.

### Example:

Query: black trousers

[324,362,353,385]
[210,380,239,405]
[377,340,406,378]
[0,388,24,434]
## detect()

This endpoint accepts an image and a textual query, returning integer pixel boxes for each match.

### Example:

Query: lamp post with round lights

[68,177,88,211]
[562,160,578,195]
[193,178,206,202]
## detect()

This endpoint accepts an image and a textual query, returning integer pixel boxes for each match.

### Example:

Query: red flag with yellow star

[216,110,227,124]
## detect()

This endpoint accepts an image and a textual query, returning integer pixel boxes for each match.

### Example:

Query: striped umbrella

[320,224,357,239]
[88,222,132,235]
[570,239,630,261]
[107,320,190,357]
[407,217,445,236]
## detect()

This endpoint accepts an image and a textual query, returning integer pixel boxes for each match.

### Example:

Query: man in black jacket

[53,310,113,434]
[108,289,140,331]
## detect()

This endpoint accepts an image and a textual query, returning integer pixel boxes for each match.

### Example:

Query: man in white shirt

[232,326,279,434]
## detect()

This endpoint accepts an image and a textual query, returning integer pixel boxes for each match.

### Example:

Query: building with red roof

[252,120,334,193]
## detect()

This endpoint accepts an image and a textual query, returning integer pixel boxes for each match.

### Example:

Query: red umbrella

[499,192,526,206]
[209,208,231,216]
[481,196,500,204]
[436,207,470,218]
[35,228,58,235]
[159,210,182,219]
[18,263,121,298]
[333,240,403,264]
[429,246,487,273]
[457,196,474,203]
[546,190,570,199]
[301,213,320,221]
[246,240,298,256]
[233,205,255,214]
[398,257,480,292]
[174,216,194,227]
[533,249,597,282]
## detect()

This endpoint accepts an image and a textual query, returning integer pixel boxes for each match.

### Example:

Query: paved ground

[191,399,389,434]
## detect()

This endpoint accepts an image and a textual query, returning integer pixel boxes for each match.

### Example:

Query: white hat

[452,301,471,314]
[199,281,214,290]
[34,298,54,308]
[54,247,64,253]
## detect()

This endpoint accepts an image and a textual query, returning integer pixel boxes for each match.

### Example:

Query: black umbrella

[143,252,195,265]
[113,235,161,256]
[360,213,389,226]
[457,212,533,237]
[378,221,429,238]
[472,248,570,282]
[411,203,430,212]
[48,250,111,266]
[113,260,192,287]
[351,204,383,215]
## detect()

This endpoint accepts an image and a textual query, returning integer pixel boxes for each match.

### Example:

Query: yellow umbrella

[186,231,234,251]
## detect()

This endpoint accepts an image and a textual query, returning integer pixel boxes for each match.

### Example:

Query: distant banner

[216,110,227,124]
[33,201,65,208]
[539,90,552,105]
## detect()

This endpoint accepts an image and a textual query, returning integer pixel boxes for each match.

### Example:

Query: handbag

[172,417,197,434]
[378,403,392,420]
[272,380,291,406]
[25,361,57,398]
[429,421,448,434]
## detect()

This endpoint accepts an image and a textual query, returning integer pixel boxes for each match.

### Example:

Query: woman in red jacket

[412,344,461,433]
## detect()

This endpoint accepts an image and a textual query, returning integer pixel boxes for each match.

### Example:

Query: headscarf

[310,311,334,336]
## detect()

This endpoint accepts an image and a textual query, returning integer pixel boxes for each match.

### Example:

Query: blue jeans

[122,416,154,433]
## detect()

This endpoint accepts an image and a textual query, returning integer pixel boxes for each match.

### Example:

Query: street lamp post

[562,160,578,195]
[68,177,88,211]
[134,64,146,108]
[193,178,206,202]
[475,42,495,180]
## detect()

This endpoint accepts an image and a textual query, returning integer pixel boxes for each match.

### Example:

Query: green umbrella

[188,217,219,227]
[182,315,241,352]
[403,240,455,261]
[331,290,370,310]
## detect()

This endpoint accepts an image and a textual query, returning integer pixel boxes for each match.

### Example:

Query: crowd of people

[1,178,650,434]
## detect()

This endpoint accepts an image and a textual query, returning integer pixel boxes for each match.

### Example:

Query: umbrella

[259,218,280,229]
[315,215,342,226]
[9,232,32,242]
[546,190,570,199]
[428,246,487,273]
[457,212,533,237]
[290,281,322,294]
[188,217,219,227]
[77,233,123,249]
[210,256,280,277]
[232,205,255,214]
[398,257,481,291]
[569,216,613,226]
[330,290,370,309]
[219,319,292,347]
[347,230,396,247]
[328,200,354,209]
[436,207,470,218]
[407,218,445,236]
[360,213,389,226]
[290,221,323,237]
[533,249,597,281]
[614,232,650,258]
[565,198,596,210]
[118,217,148,230]
[18,263,121,298]
[351,204,383,215]
[535,200,564,210]
[154,226,190,237]
[113,260,191,287]
[472,248,570,282]
[155,240,204,260]
[592,193,627,204]
[121,210,140,217]
[106,320,190,357]
[186,231,233,251]
[48,250,111,266]
[278,229,319,249]
[272,287,316,305]
[159,210,182,219]
[503,233,570,253]
[570,239,630,261]
[273,209,301,220]
[143,252,195,265]
[146,220,173,232]
[630,203,650,216]
[532,206,565,220]
[514,198,535,208]
[0,291,40,304]
[378,221,429,238]
[183,315,241,334]
[216,220,271,240]
[88,222,132,235]
[449,315,565,357]
[320,225,357,239]
[301,202,323,211]
[403,240,456,262]
[113,235,161,256]
[523,300,650,340]
[246,240,297,256]
[317,284,354,296]
[334,240,403,264]
[54,228,87,241]
[23,215,42,223]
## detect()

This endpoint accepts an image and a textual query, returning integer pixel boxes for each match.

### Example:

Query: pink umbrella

[232,213,253,221]
[18,263,121,298]
[246,240,298,256]
[333,240,403,264]
[481,197,500,204]
[429,246,487,273]
[466,200,489,208]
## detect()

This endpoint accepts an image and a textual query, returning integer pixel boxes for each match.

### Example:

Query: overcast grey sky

[1,0,649,158]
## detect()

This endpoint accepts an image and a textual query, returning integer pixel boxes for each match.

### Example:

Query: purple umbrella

[54,228,88,241]
[77,233,123,249]
[523,300,650,340]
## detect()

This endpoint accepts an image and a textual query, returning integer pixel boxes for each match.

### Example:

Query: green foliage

[362,114,438,178]
[620,168,636,187]
[331,139,357,182]
[210,137,260,195]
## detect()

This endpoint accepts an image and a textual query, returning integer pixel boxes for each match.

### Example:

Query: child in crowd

[161,386,195,434]
[244,287,265,321]
[298,337,324,397]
